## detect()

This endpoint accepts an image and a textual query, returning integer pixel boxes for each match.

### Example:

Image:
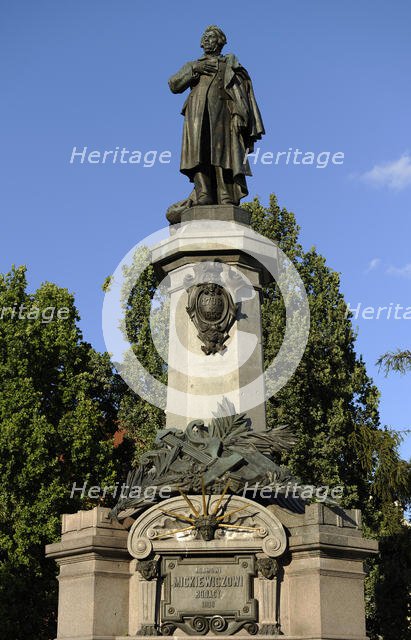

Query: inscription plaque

[161,555,257,635]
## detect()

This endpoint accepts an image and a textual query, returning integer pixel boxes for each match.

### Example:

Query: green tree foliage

[244,195,409,639]
[0,266,128,640]
[243,196,405,506]
[119,195,410,639]
[372,346,411,638]
[115,248,167,461]
[247,196,411,640]
[377,349,411,375]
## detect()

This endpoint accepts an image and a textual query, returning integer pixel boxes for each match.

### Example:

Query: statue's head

[195,514,219,541]
[200,25,227,55]
[257,557,279,580]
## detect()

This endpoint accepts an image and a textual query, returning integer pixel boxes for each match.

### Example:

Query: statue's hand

[193,59,218,76]
[232,114,244,134]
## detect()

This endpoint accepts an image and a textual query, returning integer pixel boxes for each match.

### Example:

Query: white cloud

[360,153,411,191]
[386,263,411,279]
[365,258,381,273]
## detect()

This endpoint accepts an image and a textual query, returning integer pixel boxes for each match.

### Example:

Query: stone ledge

[181,204,251,226]
[61,507,125,533]
[45,507,130,561]
[151,218,278,285]
[50,635,370,640]
[288,529,379,558]
[270,503,362,531]
[45,532,130,561]
[129,636,370,640]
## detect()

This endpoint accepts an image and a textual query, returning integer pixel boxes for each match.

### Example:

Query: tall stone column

[151,206,278,431]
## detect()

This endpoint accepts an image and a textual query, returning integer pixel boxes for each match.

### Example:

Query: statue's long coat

[169,53,265,199]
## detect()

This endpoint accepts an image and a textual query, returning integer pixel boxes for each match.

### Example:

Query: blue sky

[1,1,410,457]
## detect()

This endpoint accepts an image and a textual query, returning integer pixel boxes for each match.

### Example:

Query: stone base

[46,504,377,640]
[49,637,367,640]
[45,633,370,639]
[45,508,130,639]
[180,204,251,226]
[270,504,378,640]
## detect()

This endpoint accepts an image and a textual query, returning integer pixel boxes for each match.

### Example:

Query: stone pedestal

[151,206,278,431]
[126,495,286,637]
[46,503,377,640]
[270,503,378,640]
[45,508,130,639]
[47,207,378,640]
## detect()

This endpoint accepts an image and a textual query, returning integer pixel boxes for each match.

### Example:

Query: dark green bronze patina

[167,25,265,223]
[111,399,302,521]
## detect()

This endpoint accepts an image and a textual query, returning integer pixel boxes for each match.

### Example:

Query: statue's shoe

[195,194,214,205]
[166,198,190,224]
[166,188,197,224]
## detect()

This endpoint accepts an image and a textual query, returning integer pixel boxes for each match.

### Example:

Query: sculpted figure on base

[167,25,265,223]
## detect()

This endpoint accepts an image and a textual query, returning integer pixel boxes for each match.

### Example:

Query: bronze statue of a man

[167,25,265,223]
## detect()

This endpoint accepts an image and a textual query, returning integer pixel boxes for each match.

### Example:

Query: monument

[46,25,378,640]
[166,24,264,223]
